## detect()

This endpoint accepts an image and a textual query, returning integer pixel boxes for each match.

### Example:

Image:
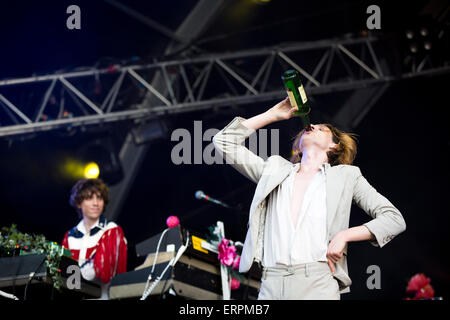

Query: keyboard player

[62,178,127,299]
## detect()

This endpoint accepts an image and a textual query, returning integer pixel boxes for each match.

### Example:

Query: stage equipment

[0,254,102,300]
[109,225,261,300]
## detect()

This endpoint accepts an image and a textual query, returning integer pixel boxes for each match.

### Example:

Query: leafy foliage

[0,224,67,290]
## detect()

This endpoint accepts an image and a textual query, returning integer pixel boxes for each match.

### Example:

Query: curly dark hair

[69,179,110,218]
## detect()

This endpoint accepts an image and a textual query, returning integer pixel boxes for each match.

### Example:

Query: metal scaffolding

[0,34,449,138]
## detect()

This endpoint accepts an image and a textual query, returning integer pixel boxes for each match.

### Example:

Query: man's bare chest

[290,171,317,226]
[292,172,317,196]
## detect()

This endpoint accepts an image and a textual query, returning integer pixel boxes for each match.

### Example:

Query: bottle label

[298,85,308,104]
[287,90,298,109]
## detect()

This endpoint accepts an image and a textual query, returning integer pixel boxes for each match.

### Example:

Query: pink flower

[166,216,180,228]
[232,255,240,270]
[217,238,237,266]
[230,277,240,290]
[415,284,435,299]
[406,273,431,293]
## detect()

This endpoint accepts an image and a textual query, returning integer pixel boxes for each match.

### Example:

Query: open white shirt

[263,162,328,267]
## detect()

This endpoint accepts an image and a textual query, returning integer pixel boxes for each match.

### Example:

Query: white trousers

[258,261,340,300]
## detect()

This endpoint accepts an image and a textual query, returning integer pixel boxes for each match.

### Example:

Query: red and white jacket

[62,216,127,284]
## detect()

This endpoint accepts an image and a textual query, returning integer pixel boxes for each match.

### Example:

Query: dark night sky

[0,0,449,300]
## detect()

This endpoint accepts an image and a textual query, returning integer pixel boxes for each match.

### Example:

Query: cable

[158,229,191,299]
[140,236,189,300]
[158,277,170,300]
[140,228,170,299]
[23,256,46,301]
[158,230,190,300]
[0,289,19,300]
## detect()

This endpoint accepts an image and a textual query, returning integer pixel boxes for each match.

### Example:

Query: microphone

[195,190,231,208]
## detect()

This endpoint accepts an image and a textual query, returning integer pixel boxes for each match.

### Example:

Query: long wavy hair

[290,124,359,166]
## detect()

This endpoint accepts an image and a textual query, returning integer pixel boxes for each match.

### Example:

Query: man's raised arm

[212,97,297,183]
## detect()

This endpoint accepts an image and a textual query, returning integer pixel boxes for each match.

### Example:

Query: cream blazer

[212,116,407,293]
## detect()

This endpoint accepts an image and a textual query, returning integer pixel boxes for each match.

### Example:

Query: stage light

[77,136,124,185]
[402,15,444,67]
[409,43,418,53]
[60,158,84,180]
[406,30,414,39]
[84,162,100,179]
[420,28,428,37]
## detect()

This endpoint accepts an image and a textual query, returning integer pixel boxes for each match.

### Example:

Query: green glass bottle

[281,70,312,130]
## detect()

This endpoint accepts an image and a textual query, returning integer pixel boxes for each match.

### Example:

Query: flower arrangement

[0,224,68,290]
[404,273,442,300]
[206,225,243,290]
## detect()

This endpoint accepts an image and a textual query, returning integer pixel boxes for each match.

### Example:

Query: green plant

[0,224,66,290]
